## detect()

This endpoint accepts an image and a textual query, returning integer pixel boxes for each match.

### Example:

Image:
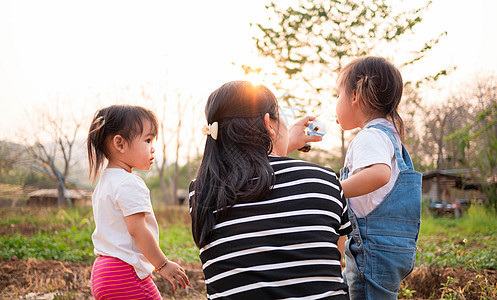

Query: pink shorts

[91,256,162,300]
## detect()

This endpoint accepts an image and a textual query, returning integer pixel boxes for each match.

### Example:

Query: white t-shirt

[92,168,159,279]
[344,118,401,218]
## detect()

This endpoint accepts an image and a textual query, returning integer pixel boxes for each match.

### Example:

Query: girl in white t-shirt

[87,105,189,299]
[335,56,422,299]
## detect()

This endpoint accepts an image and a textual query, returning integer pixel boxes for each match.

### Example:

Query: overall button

[352,223,357,229]
[357,239,361,246]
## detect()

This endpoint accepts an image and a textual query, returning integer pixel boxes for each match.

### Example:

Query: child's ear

[112,135,126,153]
[264,113,276,137]
[351,90,360,107]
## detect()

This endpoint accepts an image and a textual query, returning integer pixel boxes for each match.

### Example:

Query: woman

[190,81,351,299]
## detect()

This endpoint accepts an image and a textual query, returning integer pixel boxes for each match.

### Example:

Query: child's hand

[159,260,190,292]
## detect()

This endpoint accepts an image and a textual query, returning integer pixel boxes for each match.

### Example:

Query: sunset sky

[1,0,496,143]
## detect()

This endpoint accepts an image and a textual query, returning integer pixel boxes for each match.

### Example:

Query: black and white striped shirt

[190,156,352,299]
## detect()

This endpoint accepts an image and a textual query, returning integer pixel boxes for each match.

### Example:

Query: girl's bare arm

[125,212,189,291]
[340,163,391,198]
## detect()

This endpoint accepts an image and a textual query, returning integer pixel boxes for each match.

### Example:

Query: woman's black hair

[191,81,279,248]
[87,104,158,181]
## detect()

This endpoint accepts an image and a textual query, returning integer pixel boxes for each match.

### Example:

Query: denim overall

[341,124,421,300]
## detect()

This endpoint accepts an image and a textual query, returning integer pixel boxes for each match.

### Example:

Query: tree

[22,102,85,206]
[447,75,497,210]
[143,86,203,206]
[103,83,203,206]
[0,141,22,183]
[159,93,186,205]
[420,96,474,170]
[254,0,447,164]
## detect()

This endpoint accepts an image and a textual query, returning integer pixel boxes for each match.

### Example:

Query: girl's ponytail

[389,110,405,141]
[88,114,107,182]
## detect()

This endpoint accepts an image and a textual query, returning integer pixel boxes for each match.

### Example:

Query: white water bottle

[307,117,327,137]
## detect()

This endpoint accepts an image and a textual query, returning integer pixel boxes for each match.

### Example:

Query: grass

[0,231,94,262]
[1,204,496,271]
[3,205,496,299]
[159,225,200,263]
[0,206,200,264]
[417,205,497,271]
[0,207,69,225]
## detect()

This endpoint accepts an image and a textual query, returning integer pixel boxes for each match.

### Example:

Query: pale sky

[1,0,496,143]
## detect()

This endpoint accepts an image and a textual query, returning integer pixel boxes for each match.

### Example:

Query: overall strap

[366,124,409,171]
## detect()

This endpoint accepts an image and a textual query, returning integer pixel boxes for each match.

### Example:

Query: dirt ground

[1,258,496,299]
[0,257,205,299]
[401,265,497,299]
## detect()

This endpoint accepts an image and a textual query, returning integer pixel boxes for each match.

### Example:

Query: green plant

[474,274,497,299]
[459,205,497,232]
[440,276,462,299]
[417,207,497,271]
[447,103,497,211]
[1,206,200,263]
[56,207,93,232]
[398,284,416,299]
[0,232,94,262]
[53,292,76,300]
[159,224,199,263]
[438,274,497,300]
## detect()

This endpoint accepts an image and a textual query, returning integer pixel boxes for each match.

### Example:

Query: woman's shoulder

[269,156,320,167]
[188,178,196,193]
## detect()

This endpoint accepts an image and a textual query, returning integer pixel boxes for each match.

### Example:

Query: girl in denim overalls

[335,56,421,299]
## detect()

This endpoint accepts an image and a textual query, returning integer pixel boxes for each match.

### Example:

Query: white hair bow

[202,122,218,140]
